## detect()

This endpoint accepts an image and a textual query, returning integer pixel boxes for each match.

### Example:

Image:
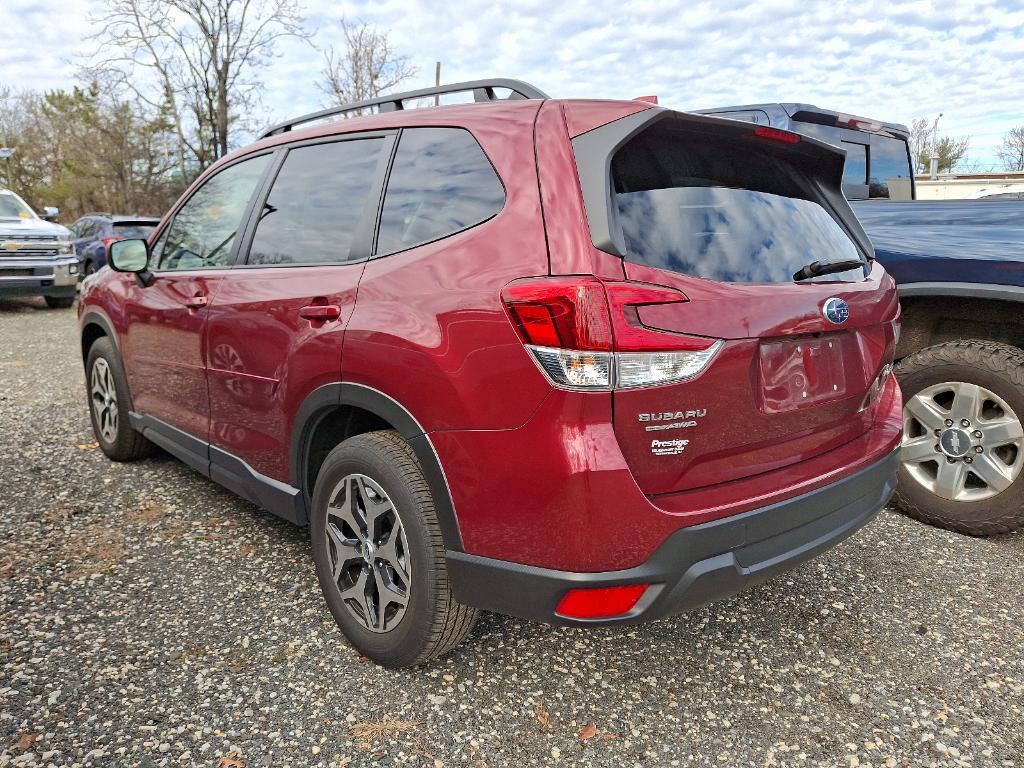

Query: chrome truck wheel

[894,340,1024,535]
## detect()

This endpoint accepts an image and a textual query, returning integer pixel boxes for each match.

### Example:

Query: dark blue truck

[700,103,1024,535]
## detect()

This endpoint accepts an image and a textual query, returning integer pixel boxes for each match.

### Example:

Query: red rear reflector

[508,303,562,347]
[751,126,801,144]
[556,584,648,619]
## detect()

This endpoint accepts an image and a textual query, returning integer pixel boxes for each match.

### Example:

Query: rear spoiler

[571,108,874,261]
[786,107,910,141]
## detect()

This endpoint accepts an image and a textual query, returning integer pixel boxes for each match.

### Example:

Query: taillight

[502,277,722,391]
[102,235,125,248]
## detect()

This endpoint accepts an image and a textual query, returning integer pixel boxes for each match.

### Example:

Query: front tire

[895,340,1024,535]
[85,338,153,461]
[310,431,478,667]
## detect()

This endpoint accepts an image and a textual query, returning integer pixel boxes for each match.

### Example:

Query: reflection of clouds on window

[247,138,386,265]
[160,155,270,270]
[377,128,505,254]
[617,187,861,283]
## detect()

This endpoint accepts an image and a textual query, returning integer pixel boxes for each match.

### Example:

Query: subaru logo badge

[823,297,849,325]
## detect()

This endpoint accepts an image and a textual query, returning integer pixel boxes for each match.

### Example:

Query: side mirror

[108,238,154,286]
[41,206,59,222]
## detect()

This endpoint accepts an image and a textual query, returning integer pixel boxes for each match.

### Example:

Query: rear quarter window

[375,127,505,255]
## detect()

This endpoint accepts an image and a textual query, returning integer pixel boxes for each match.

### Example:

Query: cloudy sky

[2,0,1023,168]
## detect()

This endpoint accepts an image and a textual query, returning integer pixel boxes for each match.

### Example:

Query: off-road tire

[310,430,478,667]
[894,339,1024,535]
[85,337,153,461]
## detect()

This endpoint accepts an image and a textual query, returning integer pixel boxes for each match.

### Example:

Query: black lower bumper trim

[447,448,899,626]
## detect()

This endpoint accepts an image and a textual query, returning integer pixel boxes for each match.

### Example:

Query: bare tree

[319,18,417,111]
[84,0,310,178]
[997,126,1024,172]
[908,117,931,173]
[908,115,969,173]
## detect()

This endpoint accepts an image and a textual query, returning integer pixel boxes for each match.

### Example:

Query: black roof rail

[259,78,549,139]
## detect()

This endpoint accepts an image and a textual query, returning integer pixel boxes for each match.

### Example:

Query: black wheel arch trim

[290,382,464,551]
[81,312,136,413]
[897,282,1024,302]
[80,311,120,357]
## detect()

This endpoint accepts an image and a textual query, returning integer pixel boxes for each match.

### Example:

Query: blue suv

[69,214,160,277]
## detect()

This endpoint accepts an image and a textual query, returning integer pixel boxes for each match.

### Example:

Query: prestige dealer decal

[651,438,689,456]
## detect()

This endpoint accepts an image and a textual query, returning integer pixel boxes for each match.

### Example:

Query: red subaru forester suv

[78,79,902,667]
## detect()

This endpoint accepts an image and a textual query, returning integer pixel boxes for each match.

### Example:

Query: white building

[915,171,1024,200]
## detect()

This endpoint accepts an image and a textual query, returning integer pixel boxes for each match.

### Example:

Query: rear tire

[894,340,1024,535]
[85,337,153,461]
[44,296,74,309]
[310,431,478,667]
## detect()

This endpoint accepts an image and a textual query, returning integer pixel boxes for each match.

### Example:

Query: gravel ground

[1,296,1022,768]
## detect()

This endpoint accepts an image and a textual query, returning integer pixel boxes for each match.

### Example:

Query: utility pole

[932,113,943,149]
[0,147,13,190]
[434,62,441,106]
[930,113,944,176]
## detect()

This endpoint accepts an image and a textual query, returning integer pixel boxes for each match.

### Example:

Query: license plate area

[758,334,849,413]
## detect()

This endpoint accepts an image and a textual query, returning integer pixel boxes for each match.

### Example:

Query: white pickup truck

[0,189,78,308]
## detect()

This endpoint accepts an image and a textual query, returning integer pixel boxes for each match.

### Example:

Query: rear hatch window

[612,126,865,284]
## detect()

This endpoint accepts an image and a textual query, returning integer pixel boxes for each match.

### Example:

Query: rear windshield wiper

[792,259,865,282]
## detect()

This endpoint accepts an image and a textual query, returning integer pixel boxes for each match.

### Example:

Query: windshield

[612,123,864,284]
[0,192,36,220]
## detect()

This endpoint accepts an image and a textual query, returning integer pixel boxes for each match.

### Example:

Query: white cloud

[1,0,1022,166]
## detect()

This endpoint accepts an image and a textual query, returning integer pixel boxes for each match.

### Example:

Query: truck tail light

[502,277,721,391]
[556,584,648,619]
[102,235,125,248]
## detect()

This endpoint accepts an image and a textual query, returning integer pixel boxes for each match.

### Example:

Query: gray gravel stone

[1,297,1022,767]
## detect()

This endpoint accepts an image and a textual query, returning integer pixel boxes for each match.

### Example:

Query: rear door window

[841,141,867,185]
[612,123,863,284]
[247,137,387,265]
[375,128,505,255]
[868,135,913,199]
[840,141,869,200]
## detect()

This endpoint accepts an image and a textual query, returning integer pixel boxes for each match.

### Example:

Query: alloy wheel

[90,358,119,444]
[324,474,412,633]
[902,381,1024,502]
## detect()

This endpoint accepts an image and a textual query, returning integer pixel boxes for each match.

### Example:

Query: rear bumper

[448,447,898,626]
